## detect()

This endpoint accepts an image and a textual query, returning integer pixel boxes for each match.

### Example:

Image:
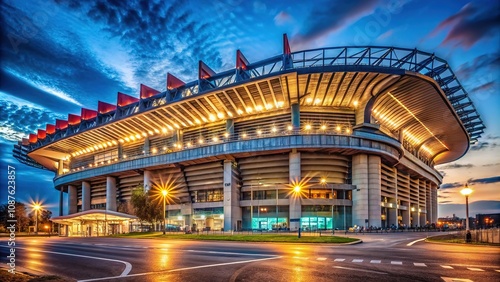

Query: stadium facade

[13,35,484,235]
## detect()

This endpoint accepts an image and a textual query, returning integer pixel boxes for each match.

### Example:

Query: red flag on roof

[81,108,97,120]
[236,50,249,70]
[37,129,46,139]
[98,101,117,114]
[68,114,81,125]
[56,119,68,130]
[117,92,139,107]
[283,33,291,55]
[199,60,216,79]
[29,134,37,143]
[46,124,55,134]
[140,84,160,99]
[166,73,185,90]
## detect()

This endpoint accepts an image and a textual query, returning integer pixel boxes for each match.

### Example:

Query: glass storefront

[193,207,224,231]
[251,217,288,230]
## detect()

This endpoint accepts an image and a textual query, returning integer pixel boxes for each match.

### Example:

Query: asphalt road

[1,232,499,282]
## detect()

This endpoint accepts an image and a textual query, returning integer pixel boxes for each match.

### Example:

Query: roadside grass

[111,232,358,243]
[426,233,500,246]
[0,271,68,282]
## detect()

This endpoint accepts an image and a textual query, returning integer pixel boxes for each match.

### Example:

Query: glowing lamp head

[33,204,41,210]
[460,185,473,196]
[293,185,301,193]
[162,190,168,196]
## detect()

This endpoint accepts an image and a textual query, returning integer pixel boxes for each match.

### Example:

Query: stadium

[13,34,484,236]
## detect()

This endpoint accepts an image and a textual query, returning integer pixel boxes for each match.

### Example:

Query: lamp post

[162,190,168,235]
[293,185,301,238]
[33,203,41,235]
[460,184,473,242]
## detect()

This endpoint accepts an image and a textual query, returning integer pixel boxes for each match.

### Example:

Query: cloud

[455,53,500,80]
[274,11,292,26]
[482,163,500,167]
[429,3,500,49]
[470,81,496,93]
[441,175,500,189]
[292,0,379,47]
[470,141,497,151]
[438,163,474,169]
[0,99,64,142]
[55,0,233,85]
[439,200,453,204]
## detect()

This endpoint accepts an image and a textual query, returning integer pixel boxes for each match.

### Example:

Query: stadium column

[352,154,382,228]
[57,159,64,176]
[106,177,117,211]
[68,185,77,214]
[223,160,241,232]
[144,137,150,156]
[59,186,64,216]
[291,103,300,130]
[226,119,234,136]
[82,181,91,211]
[144,170,152,192]
[289,150,301,231]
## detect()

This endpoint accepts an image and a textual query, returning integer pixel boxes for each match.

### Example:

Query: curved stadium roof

[13,35,484,170]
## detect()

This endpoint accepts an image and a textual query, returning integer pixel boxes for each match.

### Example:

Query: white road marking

[334,258,345,262]
[77,255,282,282]
[441,277,473,282]
[407,238,426,246]
[391,261,403,265]
[467,267,484,271]
[333,266,387,275]
[414,263,426,267]
[441,265,454,269]
[352,259,363,263]
[317,257,327,261]
[7,246,132,277]
[187,250,277,257]
[370,260,381,264]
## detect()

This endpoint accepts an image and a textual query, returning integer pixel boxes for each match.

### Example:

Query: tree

[130,185,164,230]
[0,202,30,232]
[28,208,52,232]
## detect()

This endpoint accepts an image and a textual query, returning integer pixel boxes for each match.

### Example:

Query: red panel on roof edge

[166,73,185,90]
[98,101,117,114]
[68,114,81,125]
[81,108,97,120]
[283,33,291,55]
[46,124,56,134]
[117,92,139,107]
[140,84,160,99]
[37,129,46,139]
[56,119,68,130]
[29,134,37,143]
[236,50,249,70]
[198,60,216,79]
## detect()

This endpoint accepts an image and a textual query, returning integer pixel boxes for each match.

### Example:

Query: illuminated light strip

[387,92,449,150]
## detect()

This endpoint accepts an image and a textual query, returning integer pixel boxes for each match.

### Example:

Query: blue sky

[0,0,499,217]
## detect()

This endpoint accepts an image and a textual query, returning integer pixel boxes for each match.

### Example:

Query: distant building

[13,35,484,236]
[475,213,500,229]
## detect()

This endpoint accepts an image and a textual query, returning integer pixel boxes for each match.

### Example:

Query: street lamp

[161,190,168,235]
[460,184,473,242]
[33,203,41,235]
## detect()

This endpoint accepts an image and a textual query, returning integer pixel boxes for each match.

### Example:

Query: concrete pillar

[144,170,152,192]
[352,154,382,228]
[118,144,123,160]
[57,159,64,176]
[226,119,234,138]
[289,151,301,230]
[59,187,64,216]
[181,203,193,230]
[106,176,117,211]
[432,186,438,224]
[82,181,91,211]
[368,155,382,227]
[388,203,397,227]
[144,137,150,156]
[401,201,410,227]
[291,103,300,130]
[68,185,77,214]
[173,130,183,146]
[224,160,241,231]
